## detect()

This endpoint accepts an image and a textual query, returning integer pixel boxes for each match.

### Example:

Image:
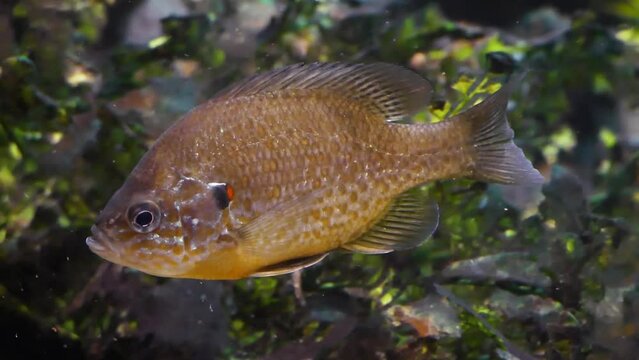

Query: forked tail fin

[461,74,544,184]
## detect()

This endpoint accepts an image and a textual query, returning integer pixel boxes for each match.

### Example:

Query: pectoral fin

[250,253,329,277]
[341,187,439,254]
[238,189,327,247]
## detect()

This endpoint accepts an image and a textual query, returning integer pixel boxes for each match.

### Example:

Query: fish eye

[127,201,161,233]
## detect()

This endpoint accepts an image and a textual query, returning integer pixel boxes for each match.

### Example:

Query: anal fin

[250,253,329,277]
[341,187,439,254]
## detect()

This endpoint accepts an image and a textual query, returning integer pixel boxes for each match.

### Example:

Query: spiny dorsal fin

[215,62,433,121]
[341,187,439,254]
[250,253,328,277]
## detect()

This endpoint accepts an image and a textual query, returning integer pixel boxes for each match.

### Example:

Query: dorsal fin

[215,62,433,121]
[341,187,439,254]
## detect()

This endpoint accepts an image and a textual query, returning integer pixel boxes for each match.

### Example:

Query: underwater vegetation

[0,0,638,359]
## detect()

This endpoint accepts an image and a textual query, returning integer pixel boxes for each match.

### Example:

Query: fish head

[87,173,233,277]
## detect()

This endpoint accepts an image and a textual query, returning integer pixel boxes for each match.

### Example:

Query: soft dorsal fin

[250,253,328,277]
[215,62,433,121]
[341,187,439,254]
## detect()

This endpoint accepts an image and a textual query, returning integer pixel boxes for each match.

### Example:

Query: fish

[86,62,543,280]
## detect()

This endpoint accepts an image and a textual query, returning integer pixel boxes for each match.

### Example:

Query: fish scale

[202,95,373,217]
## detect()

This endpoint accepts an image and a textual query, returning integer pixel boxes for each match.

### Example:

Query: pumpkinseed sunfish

[86,62,543,279]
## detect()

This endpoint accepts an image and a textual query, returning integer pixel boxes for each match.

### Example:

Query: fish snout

[86,224,120,257]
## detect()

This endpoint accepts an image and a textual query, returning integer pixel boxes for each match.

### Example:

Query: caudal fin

[462,75,544,184]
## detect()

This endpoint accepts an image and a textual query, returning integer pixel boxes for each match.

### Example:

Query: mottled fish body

[87,63,543,279]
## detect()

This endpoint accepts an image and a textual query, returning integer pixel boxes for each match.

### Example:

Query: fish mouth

[86,225,120,258]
